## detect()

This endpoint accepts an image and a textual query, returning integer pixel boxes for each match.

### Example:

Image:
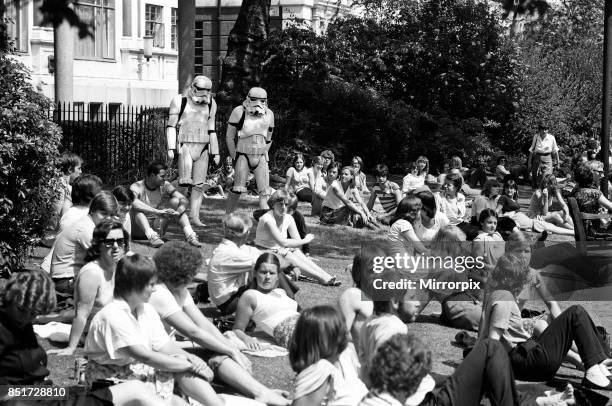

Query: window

[170,8,177,50]
[89,103,103,120]
[145,4,164,48]
[74,0,115,59]
[33,0,44,27]
[5,0,28,52]
[122,0,132,36]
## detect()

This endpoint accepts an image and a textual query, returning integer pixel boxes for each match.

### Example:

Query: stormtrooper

[225,87,275,213]
[166,75,220,226]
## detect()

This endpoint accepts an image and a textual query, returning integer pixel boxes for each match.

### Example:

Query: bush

[0,53,62,267]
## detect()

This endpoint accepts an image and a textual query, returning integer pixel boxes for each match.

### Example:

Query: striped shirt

[372,181,400,213]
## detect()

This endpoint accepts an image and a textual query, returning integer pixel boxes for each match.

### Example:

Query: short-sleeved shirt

[529,132,559,154]
[497,195,520,214]
[478,290,530,351]
[388,219,415,255]
[573,187,602,214]
[130,180,175,211]
[402,174,425,194]
[414,212,450,244]
[59,205,90,231]
[208,239,261,306]
[255,211,295,250]
[372,181,400,213]
[85,299,171,366]
[438,193,467,225]
[354,172,369,194]
[473,232,505,267]
[358,314,407,386]
[51,214,95,279]
[149,283,196,339]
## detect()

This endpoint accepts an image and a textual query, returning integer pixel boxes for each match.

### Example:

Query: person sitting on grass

[571,163,612,237]
[85,253,256,406]
[338,246,382,346]
[218,156,236,195]
[49,151,83,233]
[471,209,505,274]
[358,270,419,387]
[130,161,201,248]
[480,253,612,390]
[208,213,298,315]
[284,153,313,203]
[255,190,339,286]
[471,179,501,222]
[233,253,301,349]
[150,242,290,406]
[50,191,117,306]
[495,155,511,183]
[528,173,574,233]
[359,333,575,406]
[414,190,450,246]
[405,226,482,332]
[351,156,370,197]
[367,164,402,225]
[321,164,375,229]
[49,218,128,356]
[112,185,135,238]
[437,172,468,228]
[402,162,425,195]
[388,195,430,256]
[496,179,574,237]
[0,268,171,406]
[290,305,367,406]
[310,156,330,216]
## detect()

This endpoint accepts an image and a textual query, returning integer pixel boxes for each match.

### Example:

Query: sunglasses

[103,238,125,248]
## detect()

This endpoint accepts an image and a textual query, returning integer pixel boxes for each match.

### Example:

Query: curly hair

[573,163,595,188]
[153,241,204,287]
[223,213,253,238]
[289,305,348,373]
[85,218,129,262]
[369,333,432,397]
[1,269,56,316]
[373,164,389,177]
[486,253,531,297]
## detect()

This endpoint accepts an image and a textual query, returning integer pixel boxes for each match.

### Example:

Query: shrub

[0,53,62,266]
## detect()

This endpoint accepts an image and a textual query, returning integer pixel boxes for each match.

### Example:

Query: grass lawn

[31,182,612,401]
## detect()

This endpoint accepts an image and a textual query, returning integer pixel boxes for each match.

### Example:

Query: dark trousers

[422,339,523,406]
[291,210,309,254]
[296,188,313,203]
[510,305,606,382]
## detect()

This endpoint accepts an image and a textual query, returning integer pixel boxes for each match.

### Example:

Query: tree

[217,0,271,108]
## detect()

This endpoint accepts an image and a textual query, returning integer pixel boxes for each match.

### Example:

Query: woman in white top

[285,153,313,203]
[437,172,468,227]
[414,190,450,246]
[388,195,430,256]
[471,179,501,222]
[233,253,301,349]
[255,189,338,286]
[150,242,290,406]
[290,305,367,406]
[84,254,227,406]
[49,218,128,356]
[320,165,374,228]
[402,162,425,195]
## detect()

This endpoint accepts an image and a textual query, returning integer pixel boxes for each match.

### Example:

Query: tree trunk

[178,0,196,93]
[216,0,271,109]
[0,0,8,52]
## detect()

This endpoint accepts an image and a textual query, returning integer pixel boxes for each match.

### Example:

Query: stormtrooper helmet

[188,76,212,105]
[244,87,268,116]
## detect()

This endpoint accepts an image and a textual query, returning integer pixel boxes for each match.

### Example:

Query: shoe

[324,277,342,287]
[186,233,202,248]
[581,377,612,391]
[148,232,164,248]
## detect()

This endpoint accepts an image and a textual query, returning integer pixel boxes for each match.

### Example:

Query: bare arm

[366,191,376,211]
[331,184,365,217]
[262,216,308,248]
[598,194,612,212]
[232,292,262,350]
[292,381,328,406]
[401,227,430,255]
[122,344,192,372]
[285,168,294,190]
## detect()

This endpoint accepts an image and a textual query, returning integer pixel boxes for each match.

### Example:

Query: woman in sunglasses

[50,218,129,355]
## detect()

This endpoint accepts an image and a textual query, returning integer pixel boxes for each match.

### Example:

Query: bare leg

[285,250,333,284]
[107,381,183,406]
[542,222,574,236]
[216,358,290,405]
[175,372,225,406]
[189,185,206,227]
[133,212,155,238]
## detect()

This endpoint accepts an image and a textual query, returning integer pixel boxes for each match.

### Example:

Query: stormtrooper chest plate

[178,102,211,144]
[236,113,270,155]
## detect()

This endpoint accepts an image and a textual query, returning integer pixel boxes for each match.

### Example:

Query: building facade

[7,0,356,106]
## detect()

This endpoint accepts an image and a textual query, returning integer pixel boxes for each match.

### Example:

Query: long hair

[1,269,56,316]
[289,305,349,373]
[85,218,129,262]
[429,225,468,259]
[351,244,389,290]
[416,156,429,176]
[390,194,421,226]
[253,253,281,288]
